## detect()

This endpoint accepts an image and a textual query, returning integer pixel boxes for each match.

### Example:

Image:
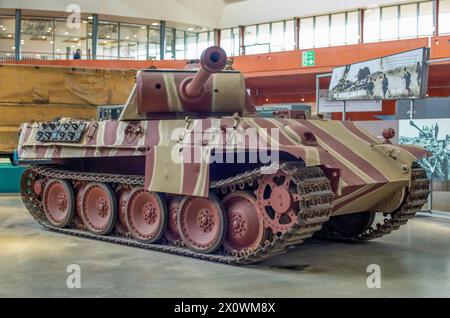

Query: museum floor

[0,195,449,298]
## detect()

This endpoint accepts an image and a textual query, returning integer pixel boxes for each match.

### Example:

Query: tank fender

[144,145,210,198]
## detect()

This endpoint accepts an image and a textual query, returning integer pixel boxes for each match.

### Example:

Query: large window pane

[220,28,232,56]
[346,11,359,44]
[119,24,147,60]
[0,16,15,60]
[418,1,434,36]
[221,27,240,56]
[284,19,295,51]
[197,32,209,56]
[97,21,118,59]
[257,23,270,44]
[314,15,330,48]
[364,8,380,42]
[176,30,186,59]
[440,0,450,34]
[232,28,240,56]
[148,27,160,60]
[330,13,345,46]
[54,19,89,59]
[244,25,257,46]
[380,6,398,40]
[165,28,175,59]
[399,3,417,39]
[299,17,314,49]
[21,17,53,60]
[270,21,284,52]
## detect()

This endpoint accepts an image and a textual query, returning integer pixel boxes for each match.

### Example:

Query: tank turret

[134,46,253,116]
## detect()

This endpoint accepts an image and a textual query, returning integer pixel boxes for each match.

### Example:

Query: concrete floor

[0,195,449,298]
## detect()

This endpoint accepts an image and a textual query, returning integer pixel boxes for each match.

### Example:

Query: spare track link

[20,163,334,265]
[317,162,430,243]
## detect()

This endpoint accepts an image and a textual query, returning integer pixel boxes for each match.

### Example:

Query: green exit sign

[302,50,315,67]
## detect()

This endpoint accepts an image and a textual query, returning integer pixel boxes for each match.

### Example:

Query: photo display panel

[328,48,429,101]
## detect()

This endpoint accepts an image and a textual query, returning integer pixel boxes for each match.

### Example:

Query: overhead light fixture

[64,32,69,35]
[133,34,137,37]
[11,46,15,50]
[6,53,10,56]
[82,21,88,24]
[88,33,92,36]
[188,28,194,31]
[50,41,54,44]
[106,35,111,38]
[88,16,93,20]
[0,25,3,28]
[7,34,12,38]
[74,38,78,41]
[56,49,61,52]
[141,26,146,29]
[151,23,159,26]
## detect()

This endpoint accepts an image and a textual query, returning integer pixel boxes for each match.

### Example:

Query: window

[176,30,186,59]
[271,21,284,52]
[119,24,147,60]
[0,16,15,60]
[299,17,314,49]
[364,2,434,42]
[380,6,398,40]
[54,19,89,60]
[418,1,434,36]
[165,28,175,59]
[220,27,240,57]
[399,3,418,39]
[148,27,160,60]
[364,8,381,42]
[300,11,358,49]
[284,19,295,51]
[346,11,359,44]
[197,31,212,56]
[21,17,53,60]
[97,21,118,59]
[330,13,346,46]
[440,0,450,34]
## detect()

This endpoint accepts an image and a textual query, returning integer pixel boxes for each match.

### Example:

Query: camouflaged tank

[17,46,431,264]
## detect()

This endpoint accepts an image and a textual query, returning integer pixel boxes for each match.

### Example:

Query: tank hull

[18,117,429,216]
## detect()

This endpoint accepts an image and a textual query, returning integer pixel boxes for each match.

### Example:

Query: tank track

[317,162,430,243]
[20,163,334,265]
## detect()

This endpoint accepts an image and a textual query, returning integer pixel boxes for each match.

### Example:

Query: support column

[159,21,166,60]
[359,9,364,44]
[295,18,300,50]
[14,9,21,61]
[91,14,99,60]
[214,29,221,46]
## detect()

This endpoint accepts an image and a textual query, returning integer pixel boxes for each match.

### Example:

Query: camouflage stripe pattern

[18,116,430,215]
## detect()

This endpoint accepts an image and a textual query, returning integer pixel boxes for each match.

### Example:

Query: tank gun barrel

[183,46,227,98]
[409,120,426,136]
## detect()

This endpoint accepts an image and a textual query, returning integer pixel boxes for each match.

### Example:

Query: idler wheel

[325,212,376,238]
[222,191,267,254]
[256,171,302,233]
[81,182,117,235]
[178,192,227,254]
[43,179,75,228]
[126,188,167,243]
[165,196,183,242]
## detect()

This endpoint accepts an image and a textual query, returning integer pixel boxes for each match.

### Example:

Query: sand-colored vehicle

[17,47,430,264]
[0,63,135,157]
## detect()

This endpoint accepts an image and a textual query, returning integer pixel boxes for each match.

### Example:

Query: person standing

[73,49,82,60]
[382,74,389,98]
[402,67,412,95]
